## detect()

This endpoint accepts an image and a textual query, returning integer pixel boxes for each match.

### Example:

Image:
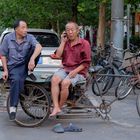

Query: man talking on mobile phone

[50,21,91,117]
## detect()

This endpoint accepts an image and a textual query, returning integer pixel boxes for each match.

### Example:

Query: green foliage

[0,0,112,30]
[125,0,140,4]
[77,0,111,26]
[130,36,140,45]
[0,0,139,32]
[124,0,140,13]
[124,35,140,51]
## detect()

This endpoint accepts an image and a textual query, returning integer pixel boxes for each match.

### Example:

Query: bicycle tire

[115,77,133,100]
[7,83,51,127]
[136,94,140,117]
[135,83,140,89]
[92,66,115,96]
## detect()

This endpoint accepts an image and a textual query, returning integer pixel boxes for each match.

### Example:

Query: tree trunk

[97,3,106,49]
[51,22,57,32]
[72,0,78,22]
[57,20,60,37]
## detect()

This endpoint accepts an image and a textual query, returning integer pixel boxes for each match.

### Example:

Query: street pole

[111,0,124,60]
[127,4,131,49]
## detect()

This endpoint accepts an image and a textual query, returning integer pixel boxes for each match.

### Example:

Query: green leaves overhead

[0,0,139,30]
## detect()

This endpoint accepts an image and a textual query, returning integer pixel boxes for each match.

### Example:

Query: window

[29,32,59,47]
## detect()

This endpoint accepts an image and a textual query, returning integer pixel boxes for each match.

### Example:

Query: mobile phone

[63,31,67,38]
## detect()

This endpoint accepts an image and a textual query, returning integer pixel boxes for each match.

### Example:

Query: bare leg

[59,79,71,108]
[50,75,62,117]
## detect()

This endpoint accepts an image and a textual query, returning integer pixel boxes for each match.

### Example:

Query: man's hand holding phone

[61,31,68,43]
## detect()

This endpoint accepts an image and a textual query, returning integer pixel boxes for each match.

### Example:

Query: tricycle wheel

[7,83,51,127]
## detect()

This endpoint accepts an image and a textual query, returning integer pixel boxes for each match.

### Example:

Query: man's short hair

[13,19,26,30]
[65,21,79,30]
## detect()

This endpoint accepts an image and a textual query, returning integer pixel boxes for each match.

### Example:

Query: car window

[29,32,59,48]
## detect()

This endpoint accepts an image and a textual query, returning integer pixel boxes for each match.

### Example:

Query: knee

[61,79,71,89]
[51,75,61,85]
[11,77,20,83]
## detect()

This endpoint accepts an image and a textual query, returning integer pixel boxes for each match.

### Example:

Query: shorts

[54,68,86,86]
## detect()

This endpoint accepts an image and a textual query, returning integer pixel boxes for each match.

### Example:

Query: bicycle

[91,42,124,96]
[115,52,140,100]
[92,43,140,98]
[91,42,117,96]
[87,52,140,120]
[91,43,111,66]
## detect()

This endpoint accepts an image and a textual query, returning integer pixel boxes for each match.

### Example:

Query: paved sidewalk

[0,94,140,140]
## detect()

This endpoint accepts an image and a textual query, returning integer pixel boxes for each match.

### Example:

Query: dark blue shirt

[0,32,39,66]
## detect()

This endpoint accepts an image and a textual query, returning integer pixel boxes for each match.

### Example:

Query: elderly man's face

[15,21,28,37]
[65,23,79,41]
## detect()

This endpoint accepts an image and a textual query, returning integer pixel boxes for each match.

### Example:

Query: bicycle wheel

[136,94,140,117]
[92,66,115,96]
[115,77,133,100]
[135,83,140,89]
[7,83,51,127]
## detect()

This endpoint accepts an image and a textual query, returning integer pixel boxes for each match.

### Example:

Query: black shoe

[9,112,16,121]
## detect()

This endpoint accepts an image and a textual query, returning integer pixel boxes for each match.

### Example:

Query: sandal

[64,123,82,132]
[52,123,64,133]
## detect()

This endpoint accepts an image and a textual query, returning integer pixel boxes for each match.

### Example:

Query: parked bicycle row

[91,42,140,117]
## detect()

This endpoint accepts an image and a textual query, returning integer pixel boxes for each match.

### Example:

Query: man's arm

[54,31,67,58]
[0,35,9,80]
[55,42,65,58]
[28,44,42,71]
[1,56,8,71]
[30,44,42,61]
[1,56,8,81]
[68,64,85,78]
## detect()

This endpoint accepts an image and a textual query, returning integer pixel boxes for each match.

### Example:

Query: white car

[0,28,62,77]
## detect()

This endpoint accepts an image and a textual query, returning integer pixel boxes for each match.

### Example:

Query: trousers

[9,64,27,107]
[8,45,40,107]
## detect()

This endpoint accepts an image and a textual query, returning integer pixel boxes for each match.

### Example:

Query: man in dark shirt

[0,19,42,120]
[50,21,91,116]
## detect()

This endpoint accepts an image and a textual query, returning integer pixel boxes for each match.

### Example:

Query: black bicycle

[92,43,140,98]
